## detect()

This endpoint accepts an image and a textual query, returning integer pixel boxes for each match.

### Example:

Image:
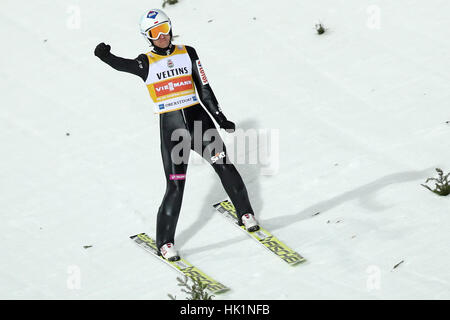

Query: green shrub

[421,168,450,196]
[168,276,214,300]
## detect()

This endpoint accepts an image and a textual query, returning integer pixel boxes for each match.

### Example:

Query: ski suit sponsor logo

[160,96,195,109]
[156,67,188,80]
[196,60,209,85]
[169,174,186,180]
[153,76,193,97]
[147,11,158,19]
[211,151,226,163]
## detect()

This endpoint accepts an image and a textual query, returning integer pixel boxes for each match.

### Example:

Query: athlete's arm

[186,46,235,131]
[94,43,149,81]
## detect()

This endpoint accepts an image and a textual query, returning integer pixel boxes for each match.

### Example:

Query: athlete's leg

[184,105,254,220]
[156,110,191,250]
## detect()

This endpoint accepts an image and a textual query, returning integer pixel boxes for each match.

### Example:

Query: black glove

[219,119,236,132]
[94,43,111,59]
[215,111,235,132]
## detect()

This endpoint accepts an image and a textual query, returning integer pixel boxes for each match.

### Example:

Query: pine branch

[168,276,215,300]
[422,168,450,196]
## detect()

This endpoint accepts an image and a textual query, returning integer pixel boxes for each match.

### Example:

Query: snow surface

[1,0,449,299]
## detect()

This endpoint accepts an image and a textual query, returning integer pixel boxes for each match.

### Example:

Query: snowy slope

[0,0,449,299]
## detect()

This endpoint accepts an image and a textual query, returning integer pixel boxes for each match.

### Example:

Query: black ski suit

[96,43,254,250]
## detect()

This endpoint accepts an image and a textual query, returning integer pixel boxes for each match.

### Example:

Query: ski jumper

[99,44,254,250]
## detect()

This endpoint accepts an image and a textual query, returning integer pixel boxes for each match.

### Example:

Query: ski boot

[159,243,180,261]
[240,213,260,232]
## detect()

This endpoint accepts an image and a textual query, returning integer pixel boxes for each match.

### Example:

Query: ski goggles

[146,22,171,40]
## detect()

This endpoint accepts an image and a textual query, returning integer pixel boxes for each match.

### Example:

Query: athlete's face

[153,33,171,49]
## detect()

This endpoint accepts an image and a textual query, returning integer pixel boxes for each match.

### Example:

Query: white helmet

[139,9,172,45]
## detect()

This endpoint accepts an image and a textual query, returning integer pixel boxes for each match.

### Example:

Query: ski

[130,233,229,294]
[213,200,306,266]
